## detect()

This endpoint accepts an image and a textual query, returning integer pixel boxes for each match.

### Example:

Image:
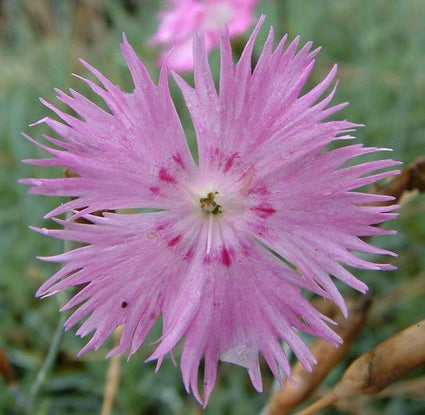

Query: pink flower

[150,0,258,71]
[22,18,399,405]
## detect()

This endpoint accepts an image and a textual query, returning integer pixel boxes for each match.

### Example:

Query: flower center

[200,192,222,215]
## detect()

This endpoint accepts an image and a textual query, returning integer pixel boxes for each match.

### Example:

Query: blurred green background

[1,0,425,414]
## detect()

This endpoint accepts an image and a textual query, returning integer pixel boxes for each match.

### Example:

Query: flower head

[22,17,399,405]
[150,0,258,71]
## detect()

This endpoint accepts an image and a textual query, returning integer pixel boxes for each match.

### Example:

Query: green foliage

[1,0,424,414]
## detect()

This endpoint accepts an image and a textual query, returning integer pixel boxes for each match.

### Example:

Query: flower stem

[26,292,66,415]
[26,227,72,414]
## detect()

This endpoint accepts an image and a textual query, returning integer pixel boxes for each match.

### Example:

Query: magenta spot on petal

[149,186,160,195]
[156,223,167,231]
[249,186,269,196]
[240,240,254,256]
[159,167,176,184]
[221,247,231,267]
[184,248,193,261]
[223,152,239,173]
[253,206,277,218]
[172,153,185,170]
[168,235,181,247]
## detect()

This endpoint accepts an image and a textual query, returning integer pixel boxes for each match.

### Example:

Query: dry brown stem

[374,376,425,400]
[334,395,371,415]
[298,319,425,415]
[100,329,122,415]
[370,156,425,205]
[0,349,15,386]
[267,296,371,415]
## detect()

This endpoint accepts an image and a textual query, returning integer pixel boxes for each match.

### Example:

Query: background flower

[150,0,259,71]
[22,17,399,405]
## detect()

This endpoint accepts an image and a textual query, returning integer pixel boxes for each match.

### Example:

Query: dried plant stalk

[298,319,425,415]
[267,296,371,415]
[335,319,425,395]
[374,376,425,400]
[100,328,122,415]
[371,156,425,205]
[0,349,15,386]
[100,355,121,415]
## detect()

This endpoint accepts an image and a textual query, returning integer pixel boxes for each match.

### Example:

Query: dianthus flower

[150,0,258,71]
[22,17,399,405]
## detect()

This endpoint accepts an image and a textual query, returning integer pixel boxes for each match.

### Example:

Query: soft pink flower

[150,0,258,71]
[22,18,399,405]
